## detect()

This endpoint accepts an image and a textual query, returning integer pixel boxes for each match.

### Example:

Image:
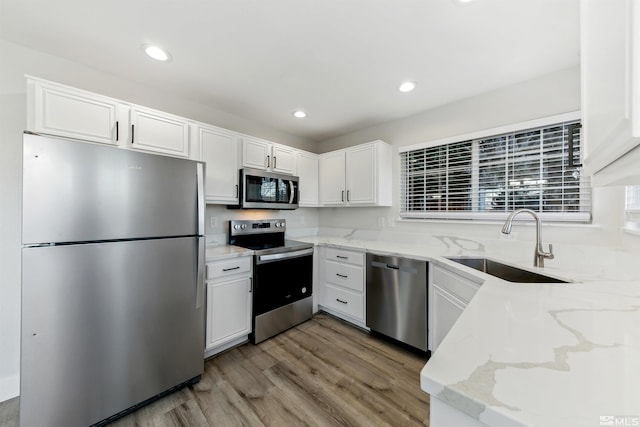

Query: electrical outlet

[377,216,386,228]
[209,217,218,229]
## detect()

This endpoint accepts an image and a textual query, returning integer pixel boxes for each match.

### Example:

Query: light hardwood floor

[0,313,430,426]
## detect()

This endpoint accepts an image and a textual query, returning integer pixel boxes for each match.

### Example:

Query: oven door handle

[257,248,314,264]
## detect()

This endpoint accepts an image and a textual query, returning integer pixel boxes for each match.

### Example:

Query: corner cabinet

[192,123,240,204]
[429,263,482,352]
[319,140,392,207]
[318,247,366,328]
[297,151,319,207]
[581,0,640,185]
[241,136,297,175]
[205,256,252,357]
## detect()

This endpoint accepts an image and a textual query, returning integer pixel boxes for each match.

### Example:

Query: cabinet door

[242,136,271,170]
[130,107,189,157]
[272,144,297,175]
[581,0,640,178]
[319,150,346,205]
[297,151,319,206]
[206,277,252,350]
[29,79,124,146]
[430,284,466,352]
[196,124,240,204]
[346,144,376,205]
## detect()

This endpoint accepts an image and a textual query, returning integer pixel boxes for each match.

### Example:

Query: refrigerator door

[20,237,204,427]
[22,133,203,245]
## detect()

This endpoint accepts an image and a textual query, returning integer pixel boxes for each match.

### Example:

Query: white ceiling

[0,0,580,142]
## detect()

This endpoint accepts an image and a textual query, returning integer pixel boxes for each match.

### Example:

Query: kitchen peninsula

[295,228,640,427]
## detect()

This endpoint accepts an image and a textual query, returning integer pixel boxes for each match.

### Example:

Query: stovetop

[228,219,312,255]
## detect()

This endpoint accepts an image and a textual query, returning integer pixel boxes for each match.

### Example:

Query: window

[400,114,591,221]
[625,185,640,229]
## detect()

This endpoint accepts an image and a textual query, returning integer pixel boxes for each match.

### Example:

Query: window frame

[399,111,591,222]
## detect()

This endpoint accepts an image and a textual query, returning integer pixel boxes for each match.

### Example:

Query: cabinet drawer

[325,248,364,266]
[324,260,363,292]
[432,265,481,305]
[323,284,364,320]
[207,257,251,280]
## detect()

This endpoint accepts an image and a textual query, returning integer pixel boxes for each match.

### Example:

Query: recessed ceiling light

[143,44,171,62]
[293,110,307,119]
[457,0,473,3]
[398,81,417,93]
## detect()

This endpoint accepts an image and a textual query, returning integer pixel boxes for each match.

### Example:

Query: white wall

[316,66,628,249]
[0,39,317,402]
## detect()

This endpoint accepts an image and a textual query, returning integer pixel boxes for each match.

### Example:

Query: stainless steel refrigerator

[20,133,205,427]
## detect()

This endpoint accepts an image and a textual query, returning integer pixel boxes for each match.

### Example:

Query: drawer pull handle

[336,273,348,278]
[336,298,348,304]
[336,255,348,260]
[222,266,240,272]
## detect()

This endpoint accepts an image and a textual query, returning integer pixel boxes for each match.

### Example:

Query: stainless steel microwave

[235,168,299,210]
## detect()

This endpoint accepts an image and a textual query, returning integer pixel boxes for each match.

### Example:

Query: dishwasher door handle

[370,260,417,274]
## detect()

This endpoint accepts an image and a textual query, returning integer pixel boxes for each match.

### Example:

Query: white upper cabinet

[192,123,240,204]
[581,0,640,184]
[241,136,297,175]
[129,106,190,158]
[271,144,297,175]
[297,151,319,207]
[27,77,129,146]
[26,77,190,158]
[319,140,392,207]
[319,150,347,205]
[242,135,272,170]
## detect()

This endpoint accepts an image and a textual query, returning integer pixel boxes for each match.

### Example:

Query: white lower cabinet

[205,256,252,357]
[429,263,482,352]
[318,247,366,327]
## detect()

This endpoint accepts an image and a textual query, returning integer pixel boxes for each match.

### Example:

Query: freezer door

[22,133,203,244]
[20,237,204,427]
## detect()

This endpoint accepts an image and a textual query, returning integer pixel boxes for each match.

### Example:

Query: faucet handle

[546,244,554,259]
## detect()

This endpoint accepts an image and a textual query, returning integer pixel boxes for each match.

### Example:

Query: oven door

[241,168,299,210]
[253,247,313,316]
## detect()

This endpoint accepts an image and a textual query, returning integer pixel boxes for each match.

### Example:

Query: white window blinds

[625,185,640,224]
[400,120,591,221]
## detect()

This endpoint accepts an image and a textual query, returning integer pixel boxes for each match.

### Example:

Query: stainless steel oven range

[228,219,313,344]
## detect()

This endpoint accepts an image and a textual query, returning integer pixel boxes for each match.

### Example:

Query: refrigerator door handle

[196,237,205,309]
[196,163,205,236]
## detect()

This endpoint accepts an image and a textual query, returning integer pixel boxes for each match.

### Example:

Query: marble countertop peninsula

[295,229,640,427]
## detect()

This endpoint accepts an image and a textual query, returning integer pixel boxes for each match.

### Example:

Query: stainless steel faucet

[501,209,554,268]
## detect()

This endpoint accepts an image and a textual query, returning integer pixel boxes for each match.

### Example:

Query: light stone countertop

[295,232,640,427]
[205,244,253,261]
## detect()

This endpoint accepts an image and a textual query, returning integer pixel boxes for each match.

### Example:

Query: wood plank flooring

[0,313,430,427]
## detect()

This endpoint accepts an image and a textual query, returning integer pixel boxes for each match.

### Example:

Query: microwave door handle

[289,181,295,204]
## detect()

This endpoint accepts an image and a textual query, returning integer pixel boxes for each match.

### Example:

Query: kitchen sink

[445,257,568,283]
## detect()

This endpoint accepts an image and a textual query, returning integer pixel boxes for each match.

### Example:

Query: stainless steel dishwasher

[366,253,427,351]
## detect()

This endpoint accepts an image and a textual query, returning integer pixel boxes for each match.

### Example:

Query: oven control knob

[274,222,280,228]
[233,224,241,230]
[241,224,247,229]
